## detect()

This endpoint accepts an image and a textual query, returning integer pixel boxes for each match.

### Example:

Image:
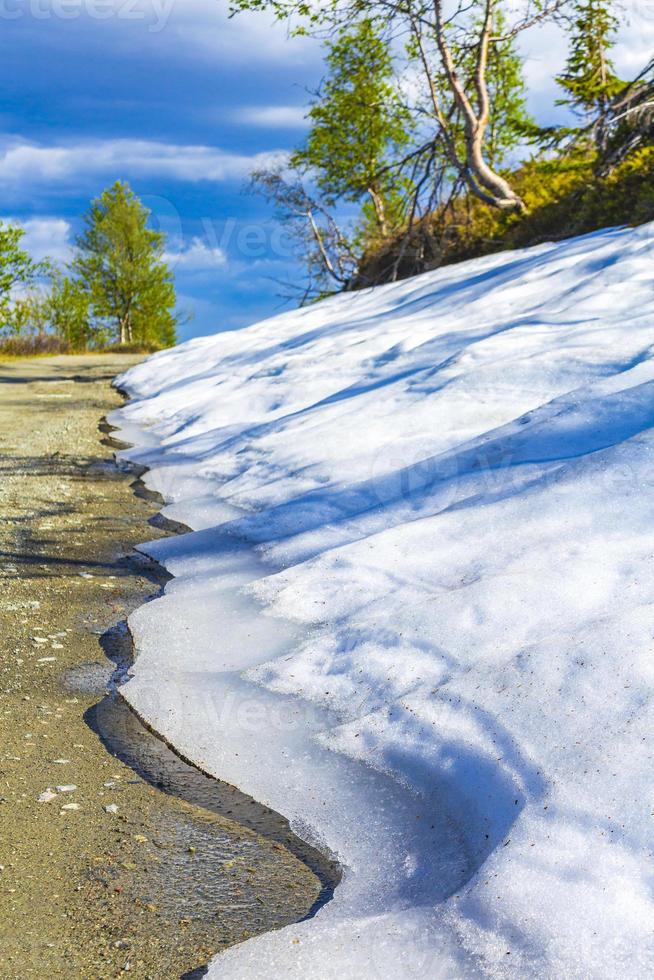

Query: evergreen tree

[557,0,623,124]
[292,18,410,239]
[74,181,177,347]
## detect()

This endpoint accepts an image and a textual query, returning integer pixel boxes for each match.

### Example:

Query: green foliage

[0,223,46,331]
[484,15,535,166]
[74,181,177,348]
[2,293,46,338]
[229,0,325,29]
[442,7,534,168]
[0,184,179,353]
[292,18,410,237]
[557,0,623,118]
[513,147,654,242]
[46,274,94,350]
[354,185,410,253]
[356,147,654,284]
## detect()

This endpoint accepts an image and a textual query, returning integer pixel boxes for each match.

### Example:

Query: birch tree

[232,0,568,212]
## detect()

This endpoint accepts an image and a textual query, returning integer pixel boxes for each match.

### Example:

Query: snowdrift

[110,223,654,978]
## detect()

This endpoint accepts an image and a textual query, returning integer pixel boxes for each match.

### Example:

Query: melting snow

[111,223,654,978]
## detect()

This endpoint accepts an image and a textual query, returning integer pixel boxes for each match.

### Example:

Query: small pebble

[38,789,57,803]
[104,804,119,814]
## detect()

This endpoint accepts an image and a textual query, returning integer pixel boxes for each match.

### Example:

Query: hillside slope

[112,222,654,978]
[354,149,654,286]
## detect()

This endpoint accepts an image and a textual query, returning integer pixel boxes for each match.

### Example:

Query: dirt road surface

[0,355,319,979]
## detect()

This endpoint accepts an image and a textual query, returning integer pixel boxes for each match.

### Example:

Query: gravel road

[0,355,319,979]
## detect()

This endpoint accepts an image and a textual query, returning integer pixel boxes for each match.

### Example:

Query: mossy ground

[357,147,654,284]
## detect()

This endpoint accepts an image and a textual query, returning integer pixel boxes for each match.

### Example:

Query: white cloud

[240,105,308,129]
[1,214,227,274]
[519,14,654,124]
[1,216,73,263]
[0,137,288,189]
[164,236,227,271]
[12,0,319,65]
[614,17,654,75]
[166,3,319,64]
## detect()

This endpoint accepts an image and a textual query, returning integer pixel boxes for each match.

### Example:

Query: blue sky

[2,0,652,341]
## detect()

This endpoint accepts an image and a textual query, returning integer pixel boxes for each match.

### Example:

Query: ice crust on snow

[111,223,654,978]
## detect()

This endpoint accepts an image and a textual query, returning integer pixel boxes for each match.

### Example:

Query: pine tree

[557,0,623,124]
[292,18,410,239]
[74,181,177,347]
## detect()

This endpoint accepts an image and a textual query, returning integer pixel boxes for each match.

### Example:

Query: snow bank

[110,223,654,978]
